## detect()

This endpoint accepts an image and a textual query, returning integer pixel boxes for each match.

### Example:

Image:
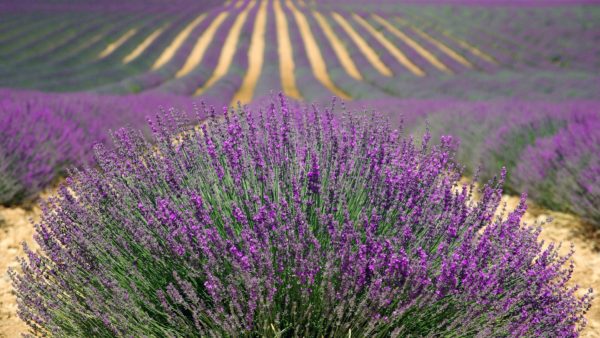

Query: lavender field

[1,0,600,337]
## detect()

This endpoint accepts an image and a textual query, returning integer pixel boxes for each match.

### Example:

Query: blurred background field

[1,0,600,336]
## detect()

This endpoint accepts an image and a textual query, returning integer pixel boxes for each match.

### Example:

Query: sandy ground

[0,205,39,338]
[0,194,599,337]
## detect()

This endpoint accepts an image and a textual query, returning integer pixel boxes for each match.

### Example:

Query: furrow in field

[175,12,230,78]
[331,12,392,77]
[0,14,74,55]
[98,28,138,58]
[397,14,497,70]
[286,0,350,100]
[95,10,224,94]
[47,13,146,66]
[235,0,245,8]
[407,14,498,66]
[312,10,362,81]
[0,12,141,79]
[395,17,473,69]
[0,14,34,39]
[273,0,302,100]
[438,27,499,65]
[194,1,255,96]
[352,13,424,77]
[152,14,207,70]
[0,13,89,55]
[306,8,388,100]
[20,14,110,60]
[231,0,268,105]
[250,0,281,100]
[281,0,333,101]
[123,23,169,63]
[372,14,451,74]
[191,4,257,105]
[0,15,93,62]
[0,13,110,66]
[28,16,180,91]
[409,11,516,66]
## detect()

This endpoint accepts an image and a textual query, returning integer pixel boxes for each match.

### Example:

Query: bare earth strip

[231,0,268,105]
[1,192,599,336]
[123,23,169,63]
[286,0,351,100]
[312,10,363,81]
[0,206,40,338]
[409,16,498,66]
[98,28,138,59]
[372,14,452,74]
[331,12,393,77]
[438,29,498,65]
[395,17,474,69]
[274,0,302,100]
[194,1,255,96]
[152,14,207,70]
[176,11,230,79]
[352,13,425,77]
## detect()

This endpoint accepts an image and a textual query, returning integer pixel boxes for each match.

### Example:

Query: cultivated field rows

[1,1,600,336]
[3,0,597,102]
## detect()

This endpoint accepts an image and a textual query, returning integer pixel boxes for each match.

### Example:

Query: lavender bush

[12,96,591,336]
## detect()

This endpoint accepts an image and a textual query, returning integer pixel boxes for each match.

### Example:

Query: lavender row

[514,115,600,225]
[347,98,600,226]
[0,89,200,205]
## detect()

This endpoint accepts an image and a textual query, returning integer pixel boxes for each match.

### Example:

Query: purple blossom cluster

[351,98,600,227]
[0,98,84,205]
[0,89,198,205]
[12,96,591,336]
[514,114,600,225]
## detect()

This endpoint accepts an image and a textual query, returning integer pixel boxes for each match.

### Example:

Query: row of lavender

[0,89,200,205]
[349,99,600,226]
[446,102,600,226]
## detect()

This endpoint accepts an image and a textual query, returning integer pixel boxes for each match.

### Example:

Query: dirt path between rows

[1,194,599,337]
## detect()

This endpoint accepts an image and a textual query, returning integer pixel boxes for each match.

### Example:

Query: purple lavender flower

[12,96,591,337]
[0,88,199,205]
